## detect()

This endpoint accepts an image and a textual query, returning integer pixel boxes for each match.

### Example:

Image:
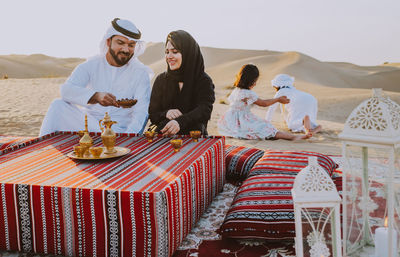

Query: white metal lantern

[292,156,342,257]
[339,88,400,257]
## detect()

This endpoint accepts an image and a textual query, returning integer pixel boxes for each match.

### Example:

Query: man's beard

[109,47,133,66]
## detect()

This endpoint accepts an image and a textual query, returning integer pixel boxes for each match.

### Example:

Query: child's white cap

[271,74,295,89]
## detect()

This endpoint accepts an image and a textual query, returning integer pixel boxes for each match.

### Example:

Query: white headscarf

[99,18,146,61]
[97,18,153,78]
[271,74,295,89]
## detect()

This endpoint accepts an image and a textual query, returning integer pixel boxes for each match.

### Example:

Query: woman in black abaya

[148,30,215,136]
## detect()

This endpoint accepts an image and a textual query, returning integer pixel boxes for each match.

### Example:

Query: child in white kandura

[218,64,311,141]
[265,74,322,135]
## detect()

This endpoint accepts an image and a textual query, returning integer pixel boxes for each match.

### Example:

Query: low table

[0,132,225,257]
[0,135,37,153]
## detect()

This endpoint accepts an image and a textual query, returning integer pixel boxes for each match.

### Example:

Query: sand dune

[3,43,399,92]
[0,54,83,78]
[0,44,399,155]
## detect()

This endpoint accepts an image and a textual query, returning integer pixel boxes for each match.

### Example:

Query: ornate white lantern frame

[339,88,400,257]
[292,156,342,257]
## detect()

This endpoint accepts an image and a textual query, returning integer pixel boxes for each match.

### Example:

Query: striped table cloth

[0,135,37,154]
[0,132,225,257]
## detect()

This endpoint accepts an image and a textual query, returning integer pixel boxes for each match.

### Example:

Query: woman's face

[165,41,182,70]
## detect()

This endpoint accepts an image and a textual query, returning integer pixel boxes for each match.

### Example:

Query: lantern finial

[372,88,383,98]
[308,156,318,166]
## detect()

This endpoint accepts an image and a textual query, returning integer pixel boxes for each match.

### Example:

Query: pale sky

[1,0,399,66]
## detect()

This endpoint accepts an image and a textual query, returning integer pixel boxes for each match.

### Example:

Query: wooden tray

[67,147,130,160]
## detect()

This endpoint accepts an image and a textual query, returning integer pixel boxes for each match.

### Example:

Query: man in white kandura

[39,18,153,137]
[265,74,322,135]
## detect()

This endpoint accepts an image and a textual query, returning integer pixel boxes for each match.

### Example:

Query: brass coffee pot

[99,112,117,154]
[79,115,93,156]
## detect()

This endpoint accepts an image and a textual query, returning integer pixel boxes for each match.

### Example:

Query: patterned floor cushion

[225,145,264,185]
[220,173,343,240]
[248,150,338,178]
[332,170,342,193]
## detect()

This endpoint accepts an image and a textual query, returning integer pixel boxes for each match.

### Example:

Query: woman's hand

[277,96,290,104]
[161,120,180,136]
[166,109,183,120]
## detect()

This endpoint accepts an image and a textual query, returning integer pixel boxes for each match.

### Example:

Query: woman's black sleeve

[175,76,215,130]
[148,75,168,125]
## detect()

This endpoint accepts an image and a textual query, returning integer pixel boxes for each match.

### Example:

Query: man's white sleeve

[60,64,96,105]
[125,72,151,133]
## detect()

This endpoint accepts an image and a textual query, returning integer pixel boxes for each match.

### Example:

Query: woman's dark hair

[234,64,259,89]
[166,34,181,51]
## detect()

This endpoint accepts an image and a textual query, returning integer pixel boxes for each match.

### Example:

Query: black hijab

[165,30,208,115]
[166,30,205,86]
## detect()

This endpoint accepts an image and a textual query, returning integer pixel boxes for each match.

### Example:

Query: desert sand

[1,43,400,156]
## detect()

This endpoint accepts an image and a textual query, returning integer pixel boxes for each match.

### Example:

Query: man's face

[107,35,136,66]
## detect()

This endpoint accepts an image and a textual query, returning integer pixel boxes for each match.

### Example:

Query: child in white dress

[218,64,311,140]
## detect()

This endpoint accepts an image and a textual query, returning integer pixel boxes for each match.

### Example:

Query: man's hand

[277,96,290,104]
[161,120,180,136]
[89,92,119,107]
[166,109,183,120]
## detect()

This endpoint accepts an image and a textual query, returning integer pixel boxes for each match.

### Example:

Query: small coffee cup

[170,139,183,152]
[89,147,103,158]
[189,130,201,142]
[144,131,157,142]
[73,145,85,157]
